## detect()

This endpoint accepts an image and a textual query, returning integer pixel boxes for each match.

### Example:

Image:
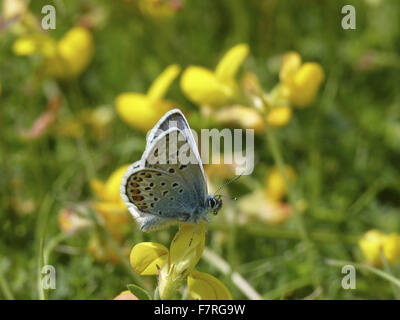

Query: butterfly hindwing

[124,167,194,219]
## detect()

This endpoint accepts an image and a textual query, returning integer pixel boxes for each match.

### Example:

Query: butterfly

[120,108,224,233]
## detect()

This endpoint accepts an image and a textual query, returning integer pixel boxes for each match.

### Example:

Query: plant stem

[203,248,262,300]
[264,124,321,288]
[37,238,46,300]
[44,233,73,265]
[325,258,400,289]
[209,223,360,244]
[380,249,400,299]
[87,208,147,289]
[0,260,14,300]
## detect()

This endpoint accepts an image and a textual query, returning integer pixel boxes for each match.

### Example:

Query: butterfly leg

[174,223,182,242]
[200,216,209,234]
[189,220,199,247]
[175,214,190,243]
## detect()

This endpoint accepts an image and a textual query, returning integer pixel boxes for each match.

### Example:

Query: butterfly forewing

[123,128,207,221]
[121,109,210,231]
[146,109,207,186]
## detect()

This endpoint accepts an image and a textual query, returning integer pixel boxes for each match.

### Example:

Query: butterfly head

[208,195,223,215]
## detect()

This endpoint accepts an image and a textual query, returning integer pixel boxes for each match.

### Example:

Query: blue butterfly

[120,108,223,232]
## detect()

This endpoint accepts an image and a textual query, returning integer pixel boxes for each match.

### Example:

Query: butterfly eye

[209,198,216,208]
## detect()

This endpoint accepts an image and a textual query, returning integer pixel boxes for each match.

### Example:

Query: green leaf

[127,284,152,300]
[154,287,160,300]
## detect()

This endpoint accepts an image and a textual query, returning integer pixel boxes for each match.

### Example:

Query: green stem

[380,249,400,299]
[263,276,315,300]
[87,208,147,289]
[37,239,46,300]
[326,258,400,289]
[44,233,73,265]
[203,248,262,300]
[209,223,360,244]
[0,261,14,300]
[348,178,385,216]
[264,124,321,288]
[264,127,309,242]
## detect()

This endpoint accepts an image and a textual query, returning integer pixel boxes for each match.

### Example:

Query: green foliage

[0,0,399,300]
[127,284,152,300]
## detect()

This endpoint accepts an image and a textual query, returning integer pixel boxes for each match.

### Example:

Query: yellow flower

[188,270,232,300]
[130,242,169,275]
[91,165,131,243]
[130,222,232,300]
[13,33,56,56]
[265,166,296,203]
[359,230,400,267]
[266,106,292,128]
[181,44,249,108]
[58,208,92,234]
[115,64,180,132]
[204,152,247,180]
[279,51,324,108]
[213,105,265,133]
[138,0,183,18]
[238,190,292,225]
[238,166,296,225]
[80,106,114,139]
[87,234,130,264]
[2,0,41,35]
[57,118,85,138]
[13,27,94,79]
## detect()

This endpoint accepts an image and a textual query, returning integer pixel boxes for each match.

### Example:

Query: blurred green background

[0,0,400,299]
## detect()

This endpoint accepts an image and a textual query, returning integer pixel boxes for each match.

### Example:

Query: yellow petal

[58,208,92,234]
[138,0,178,18]
[81,106,114,127]
[188,270,232,300]
[289,62,325,107]
[12,34,56,56]
[266,106,292,128]
[359,230,386,267]
[279,51,302,83]
[93,202,130,243]
[214,105,265,133]
[238,190,293,224]
[115,93,172,131]
[103,164,131,202]
[265,166,296,202]
[90,179,106,201]
[241,71,261,94]
[55,27,94,78]
[215,43,249,82]
[383,233,400,265]
[3,0,27,20]
[93,202,128,217]
[169,222,206,277]
[180,66,233,107]
[57,119,84,138]
[130,242,169,275]
[147,64,181,101]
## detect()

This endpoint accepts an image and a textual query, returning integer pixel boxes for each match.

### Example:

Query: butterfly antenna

[213,173,243,196]
[217,194,238,201]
